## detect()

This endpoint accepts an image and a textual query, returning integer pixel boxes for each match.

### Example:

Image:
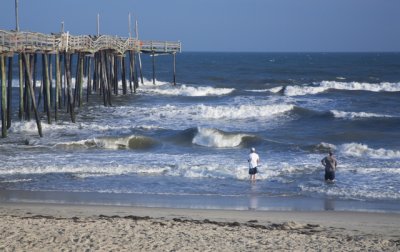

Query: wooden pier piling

[173,53,177,86]
[22,53,42,137]
[0,29,181,137]
[43,53,52,124]
[152,52,156,85]
[121,55,127,95]
[55,53,60,121]
[138,52,144,84]
[1,55,7,137]
[7,56,13,129]
[86,55,92,102]
[18,54,24,120]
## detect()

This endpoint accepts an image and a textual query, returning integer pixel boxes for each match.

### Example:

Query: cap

[251,147,256,152]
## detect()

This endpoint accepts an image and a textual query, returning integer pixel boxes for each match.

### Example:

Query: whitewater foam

[196,104,294,119]
[339,143,400,159]
[138,78,234,96]
[144,84,234,96]
[299,184,400,200]
[245,89,271,93]
[56,135,157,150]
[268,86,285,93]
[353,167,400,175]
[331,110,394,119]
[315,142,337,151]
[283,81,400,96]
[315,142,400,159]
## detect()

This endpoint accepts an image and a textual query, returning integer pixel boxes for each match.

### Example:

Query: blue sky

[1,0,400,52]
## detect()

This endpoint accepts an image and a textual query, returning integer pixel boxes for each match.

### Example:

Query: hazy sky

[1,0,400,52]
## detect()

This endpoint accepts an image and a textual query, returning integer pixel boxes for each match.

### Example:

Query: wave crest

[283,81,400,96]
[192,128,253,148]
[330,110,394,119]
[198,104,294,119]
[56,135,158,150]
[340,143,400,159]
[314,142,400,159]
[140,80,234,96]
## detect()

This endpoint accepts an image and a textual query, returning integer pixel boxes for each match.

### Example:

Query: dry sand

[0,202,399,251]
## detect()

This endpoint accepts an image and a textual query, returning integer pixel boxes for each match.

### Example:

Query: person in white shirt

[248,147,260,182]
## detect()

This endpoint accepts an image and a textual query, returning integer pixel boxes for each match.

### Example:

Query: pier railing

[0,30,181,55]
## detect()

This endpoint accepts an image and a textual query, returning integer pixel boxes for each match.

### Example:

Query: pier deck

[0,30,181,55]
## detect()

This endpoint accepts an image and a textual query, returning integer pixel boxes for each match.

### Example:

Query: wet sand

[0,202,399,251]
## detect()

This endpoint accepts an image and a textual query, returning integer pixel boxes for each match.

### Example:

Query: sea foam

[283,81,400,96]
[339,143,400,159]
[197,104,294,119]
[138,79,234,96]
[299,183,400,200]
[144,84,234,96]
[330,110,394,119]
[56,135,158,150]
[316,142,400,159]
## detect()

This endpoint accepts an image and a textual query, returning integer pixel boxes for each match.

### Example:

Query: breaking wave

[330,110,394,119]
[273,81,400,96]
[138,79,234,96]
[56,135,158,150]
[339,143,400,159]
[192,128,255,148]
[196,104,294,119]
[315,142,400,159]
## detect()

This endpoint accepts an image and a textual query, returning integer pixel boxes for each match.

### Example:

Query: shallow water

[1,52,399,212]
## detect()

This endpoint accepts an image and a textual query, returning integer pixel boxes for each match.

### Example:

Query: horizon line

[181,50,400,54]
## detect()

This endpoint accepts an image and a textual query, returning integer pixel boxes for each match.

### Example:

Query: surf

[330,110,394,119]
[192,127,256,148]
[271,81,400,96]
[56,135,158,150]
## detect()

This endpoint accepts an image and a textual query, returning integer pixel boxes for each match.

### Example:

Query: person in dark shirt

[321,151,337,182]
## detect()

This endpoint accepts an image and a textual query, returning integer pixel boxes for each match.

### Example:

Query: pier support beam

[55,53,60,121]
[93,53,100,94]
[7,56,13,129]
[112,55,118,95]
[100,50,111,106]
[49,55,53,107]
[1,55,7,138]
[138,52,144,84]
[129,51,138,93]
[128,51,133,93]
[18,54,24,120]
[173,53,176,86]
[23,53,42,137]
[43,54,52,124]
[24,57,31,121]
[86,56,92,102]
[64,53,76,123]
[79,53,84,107]
[152,52,156,85]
[121,55,127,95]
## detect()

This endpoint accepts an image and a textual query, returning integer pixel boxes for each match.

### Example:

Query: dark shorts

[325,171,335,181]
[249,167,258,175]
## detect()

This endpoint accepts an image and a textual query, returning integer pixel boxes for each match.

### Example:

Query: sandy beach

[0,202,399,251]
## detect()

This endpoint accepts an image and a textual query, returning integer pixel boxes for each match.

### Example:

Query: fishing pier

[0,29,181,138]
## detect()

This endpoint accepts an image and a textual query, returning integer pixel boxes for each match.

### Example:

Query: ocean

[1,52,399,212]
